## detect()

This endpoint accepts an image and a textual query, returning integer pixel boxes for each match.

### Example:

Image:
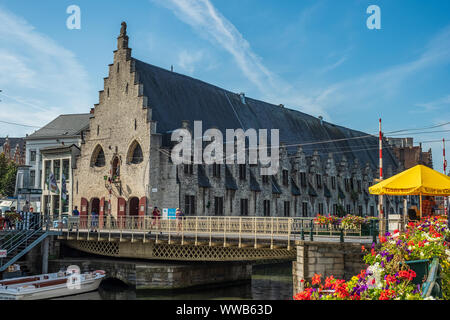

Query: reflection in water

[54,262,293,300]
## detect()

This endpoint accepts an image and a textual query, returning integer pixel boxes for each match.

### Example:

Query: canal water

[54,262,293,300]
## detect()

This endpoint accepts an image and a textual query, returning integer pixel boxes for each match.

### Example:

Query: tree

[0,153,17,197]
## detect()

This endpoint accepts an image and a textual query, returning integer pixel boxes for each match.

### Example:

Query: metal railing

[57,215,377,247]
[0,215,49,272]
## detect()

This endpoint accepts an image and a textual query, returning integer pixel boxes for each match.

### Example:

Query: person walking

[151,207,161,228]
[91,209,98,232]
[70,206,80,231]
[176,208,184,234]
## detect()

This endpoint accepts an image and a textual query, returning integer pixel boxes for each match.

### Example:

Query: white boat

[0,270,106,300]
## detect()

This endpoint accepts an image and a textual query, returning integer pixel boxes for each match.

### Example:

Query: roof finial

[117,21,129,50]
[120,21,127,37]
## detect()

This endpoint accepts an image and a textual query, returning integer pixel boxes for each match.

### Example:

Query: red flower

[312,274,322,285]
[379,289,396,300]
[379,235,387,243]
[324,275,335,289]
[361,245,366,252]
[371,248,376,256]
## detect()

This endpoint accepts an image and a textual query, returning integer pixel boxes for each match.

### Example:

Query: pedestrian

[151,206,161,228]
[176,208,184,234]
[70,206,80,231]
[91,209,98,232]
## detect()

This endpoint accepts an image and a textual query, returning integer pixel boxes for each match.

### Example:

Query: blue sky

[0,0,449,172]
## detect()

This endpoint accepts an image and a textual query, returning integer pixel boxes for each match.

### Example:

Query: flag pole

[379,118,385,236]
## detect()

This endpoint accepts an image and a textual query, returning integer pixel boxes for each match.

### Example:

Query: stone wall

[292,240,367,294]
[48,258,252,290]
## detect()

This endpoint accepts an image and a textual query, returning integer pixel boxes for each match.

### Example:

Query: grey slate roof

[26,114,90,139]
[225,165,238,190]
[197,165,212,188]
[291,178,301,196]
[134,59,399,171]
[249,171,262,192]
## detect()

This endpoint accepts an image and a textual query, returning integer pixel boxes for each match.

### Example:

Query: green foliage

[0,153,18,197]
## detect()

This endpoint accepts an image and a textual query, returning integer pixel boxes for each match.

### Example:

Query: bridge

[53,216,378,262]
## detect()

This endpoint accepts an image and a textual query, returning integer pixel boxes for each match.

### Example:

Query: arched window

[127,141,143,164]
[91,145,105,167]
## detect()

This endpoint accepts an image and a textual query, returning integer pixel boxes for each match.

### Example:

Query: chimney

[90,108,94,114]
[239,92,246,105]
[318,116,323,125]
[279,104,284,108]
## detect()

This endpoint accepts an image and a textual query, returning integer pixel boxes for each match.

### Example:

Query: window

[316,174,322,189]
[331,176,336,189]
[134,118,136,130]
[350,179,354,191]
[240,199,249,216]
[44,161,51,185]
[184,156,194,175]
[63,195,69,213]
[39,169,42,188]
[318,203,324,215]
[112,157,120,178]
[62,159,70,180]
[358,205,363,216]
[97,125,100,136]
[263,200,270,217]
[130,143,143,164]
[282,170,289,186]
[92,145,105,167]
[53,160,60,181]
[213,163,221,178]
[346,204,351,214]
[262,175,269,184]
[30,170,35,187]
[300,172,307,187]
[126,83,129,95]
[344,178,350,192]
[43,195,50,215]
[284,201,290,217]
[370,206,375,216]
[239,164,246,180]
[214,197,224,216]
[333,204,338,215]
[185,195,196,215]
[53,195,60,215]
[30,150,36,162]
[357,180,362,193]
[302,202,308,217]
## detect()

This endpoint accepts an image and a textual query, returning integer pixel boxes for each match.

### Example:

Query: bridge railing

[60,215,373,243]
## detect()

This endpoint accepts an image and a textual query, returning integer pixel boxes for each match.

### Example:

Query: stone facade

[292,240,367,294]
[72,23,403,219]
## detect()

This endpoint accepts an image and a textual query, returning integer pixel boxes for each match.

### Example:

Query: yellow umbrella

[369,164,450,218]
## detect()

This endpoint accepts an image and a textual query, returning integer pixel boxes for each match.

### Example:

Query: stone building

[386,137,433,169]
[73,22,400,219]
[0,137,25,165]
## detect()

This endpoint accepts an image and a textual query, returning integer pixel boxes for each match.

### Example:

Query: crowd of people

[0,201,41,231]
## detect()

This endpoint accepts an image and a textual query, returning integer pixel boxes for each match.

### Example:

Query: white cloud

[0,7,92,137]
[152,0,329,118]
[177,49,204,75]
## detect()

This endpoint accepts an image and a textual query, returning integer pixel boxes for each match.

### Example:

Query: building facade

[73,22,402,220]
[40,145,80,216]
[24,114,90,190]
